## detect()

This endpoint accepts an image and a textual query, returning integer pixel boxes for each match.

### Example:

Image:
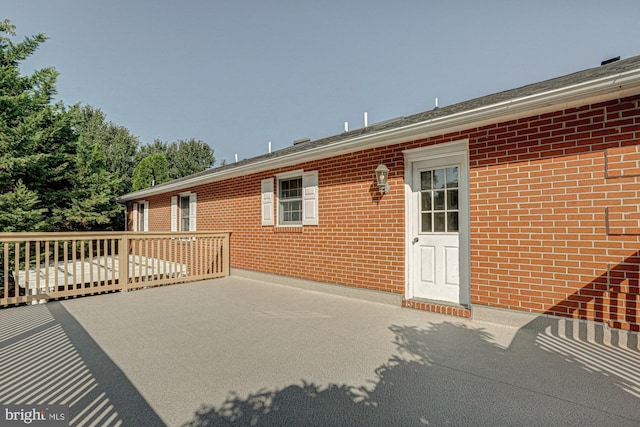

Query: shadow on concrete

[528,251,640,340]
[0,301,165,426]
[182,322,640,427]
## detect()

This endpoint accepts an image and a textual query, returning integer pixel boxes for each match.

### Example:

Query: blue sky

[4,1,640,164]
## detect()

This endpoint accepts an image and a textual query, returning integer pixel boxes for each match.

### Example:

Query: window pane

[447,189,458,210]
[421,213,432,233]
[180,196,190,231]
[421,192,431,211]
[281,200,302,224]
[433,169,445,189]
[420,171,431,191]
[139,205,145,231]
[446,167,459,188]
[434,212,446,232]
[433,190,445,210]
[280,178,302,199]
[180,196,190,210]
[420,167,461,234]
[447,212,459,232]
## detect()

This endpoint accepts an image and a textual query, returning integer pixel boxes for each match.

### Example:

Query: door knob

[412,237,419,244]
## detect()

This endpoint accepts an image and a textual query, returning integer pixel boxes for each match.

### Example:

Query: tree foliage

[136,138,215,181]
[131,153,170,191]
[0,21,120,231]
[61,134,123,230]
[0,19,77,231]
[0,180,47,232]
[70,104,139,195]
[167,139,215,179]
[0,20,218,230]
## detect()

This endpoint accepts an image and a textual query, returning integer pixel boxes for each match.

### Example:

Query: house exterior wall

[130,147,408,294]
[129,94,640,331]
[467,96,640,332]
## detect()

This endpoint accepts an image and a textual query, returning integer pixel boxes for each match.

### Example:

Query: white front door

[406,143,469,305]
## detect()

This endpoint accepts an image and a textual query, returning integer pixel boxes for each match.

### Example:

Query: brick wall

[197,147,407,294]
[465,96,640,331]
[131,95,640,331]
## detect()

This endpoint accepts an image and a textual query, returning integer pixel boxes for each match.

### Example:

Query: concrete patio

[1,275,639,426]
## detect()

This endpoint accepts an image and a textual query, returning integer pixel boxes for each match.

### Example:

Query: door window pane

[447,189,458,210]
[446,167,459,188]
[421,192,431,211]
[419,165,460,234]
[421,213,432,233]
[433,191,445,210]
[433,169,445,189]
[421,171,432,191]
[434,212,446,232]
[447,212,459,232]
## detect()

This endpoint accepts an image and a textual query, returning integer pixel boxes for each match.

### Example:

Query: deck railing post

[223,233,230,276]
[119,233,129,291]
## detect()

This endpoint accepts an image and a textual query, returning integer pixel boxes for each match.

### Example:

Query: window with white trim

[131,201,149,231]
[171,192,197,231]
[132,202,138,231]
[138,201,149,231]
[180,194,190,231]
[262,171,318,227]
[279,176,303,225]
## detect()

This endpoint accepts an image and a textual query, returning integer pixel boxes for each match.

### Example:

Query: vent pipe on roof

[293,137,310,145]
[234,153,238,163]
[268,141,272,153]
[601,56,620,66]
[364,112,368,127]
[344,122,349,132]
[435,97,439,108]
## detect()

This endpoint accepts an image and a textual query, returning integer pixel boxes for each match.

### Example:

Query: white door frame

[403,139,471,306]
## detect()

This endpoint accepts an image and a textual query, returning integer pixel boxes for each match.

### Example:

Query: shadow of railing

[520,251,639,351]
[0,302,165,426]
[182,322,640,427]
[2,289,639,426]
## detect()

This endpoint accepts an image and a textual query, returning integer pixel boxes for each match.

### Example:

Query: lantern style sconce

[375,164,390,194]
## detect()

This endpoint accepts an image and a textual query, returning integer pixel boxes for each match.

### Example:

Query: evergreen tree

[60,137,122,230]
[0,19,77,231]
[0,20,129,231]
[0,180,47,232]
[0,20,218,231]
[71,104,139,195]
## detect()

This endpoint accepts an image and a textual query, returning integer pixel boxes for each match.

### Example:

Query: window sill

[273,226,303,233]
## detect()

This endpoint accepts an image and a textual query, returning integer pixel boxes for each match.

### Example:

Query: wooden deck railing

[0,231,230,307]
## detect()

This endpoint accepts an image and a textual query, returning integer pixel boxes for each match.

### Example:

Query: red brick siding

[196,147,407,294]
[129,95,640,330]
[465,96,640,331]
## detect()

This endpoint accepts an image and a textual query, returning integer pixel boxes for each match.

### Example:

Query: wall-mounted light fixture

[375,164,390,194]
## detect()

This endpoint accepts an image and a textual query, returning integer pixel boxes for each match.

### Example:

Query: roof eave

[117,68,640,202]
